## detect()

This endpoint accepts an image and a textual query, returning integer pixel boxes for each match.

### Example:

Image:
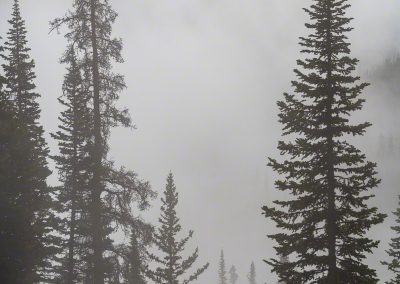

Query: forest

[0,0,399,283]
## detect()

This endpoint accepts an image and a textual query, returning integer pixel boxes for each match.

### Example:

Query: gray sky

[1,0,400,283]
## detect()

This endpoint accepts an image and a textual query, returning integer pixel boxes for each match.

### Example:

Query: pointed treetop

[229,265,239,284]
[146,173,209,284]
[247,262,256,284]
[218,250,228,284]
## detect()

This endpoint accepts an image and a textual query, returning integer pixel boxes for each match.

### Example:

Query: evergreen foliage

[146,173,209,284]
[123,225,148,284]
[247,262,256,284]
[51,48,92,284]
[382,196,400,284]
[218,250,227,284]
[0,1,60,282]
[51,1,156,282]
[262,0,386,283]
[229,265,238,284]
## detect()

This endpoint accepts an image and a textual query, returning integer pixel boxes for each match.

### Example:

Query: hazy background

[1,0,400,283]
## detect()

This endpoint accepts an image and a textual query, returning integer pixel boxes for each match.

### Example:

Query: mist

[0,0,399,282]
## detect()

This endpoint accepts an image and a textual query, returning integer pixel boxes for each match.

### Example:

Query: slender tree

[51,47,92,284]
[0,0,60,282]
[247,262,256,284]
[229,265,238,284]
[124,225,148,284]
[382,196,400,284]
[146,173,209,284]
[218,250,227,284]
[51,1,155,282]
[263,0,385,283]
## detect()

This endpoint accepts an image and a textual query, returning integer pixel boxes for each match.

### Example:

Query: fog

[0,0,399,282]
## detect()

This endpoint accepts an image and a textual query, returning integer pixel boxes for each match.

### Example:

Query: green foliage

[263,0,385,283]
[146,173,209,284]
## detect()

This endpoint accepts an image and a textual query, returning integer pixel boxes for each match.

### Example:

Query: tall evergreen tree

[247,262,256,284]
[145,173,209,284]
[382,196,400,284]
[218,250,227,284]
[51,1,155,282]
[0,0,60,282]
[229,265,238,284]
[51,47,92,284]
[263,0,386,283]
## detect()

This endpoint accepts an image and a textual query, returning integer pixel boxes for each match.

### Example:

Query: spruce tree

[51,47,92,284]
[218,250,227,284]
[0,0,60,282]
[229,265,238,284]
[382,196,400,284]
[247,262,256,284]
[146,173,209,284]
[51,1,155,282]
[263,0,386,283]
[124,226,147,284]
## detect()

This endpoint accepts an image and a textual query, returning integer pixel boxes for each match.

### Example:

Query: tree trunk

[89,0,104,283]
[325,2,337,283]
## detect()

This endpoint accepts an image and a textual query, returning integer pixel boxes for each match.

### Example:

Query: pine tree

[229,265,238,284]
[146,173,209,284]
[0,32,22,284]
[382,196,400,284]
[51,47,92,284]
[218,250,227,284]
[124,225,147,284]
[0,0,60,282]
[247,262,256,284]
[51,1,155,282]
[262,0,386,283]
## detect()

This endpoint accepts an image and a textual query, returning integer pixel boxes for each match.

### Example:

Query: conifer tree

[382,196,400,284]
[146,173,209,284]
[263,0,386,283]
[0,0,60,282]
[229,265,238,284]
[247,262,256,284]
[124,226,147,284]
[218,250,227,284]
[51,1,155,282]
[51,47,92,284]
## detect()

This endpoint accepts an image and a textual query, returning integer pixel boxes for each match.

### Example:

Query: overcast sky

[1,0,400,283]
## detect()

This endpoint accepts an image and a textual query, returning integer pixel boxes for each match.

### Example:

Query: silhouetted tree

[146,173,209,284]
[0,0,60,282]
[51,1,155,282]
[124,225,147,284]
[247,262,256,284]
[0,31,22,284]
[51,48,92,284]
[229,265,238,284]
[263,0,386,283]
[382,196,400,284]
[218,250,228,284]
